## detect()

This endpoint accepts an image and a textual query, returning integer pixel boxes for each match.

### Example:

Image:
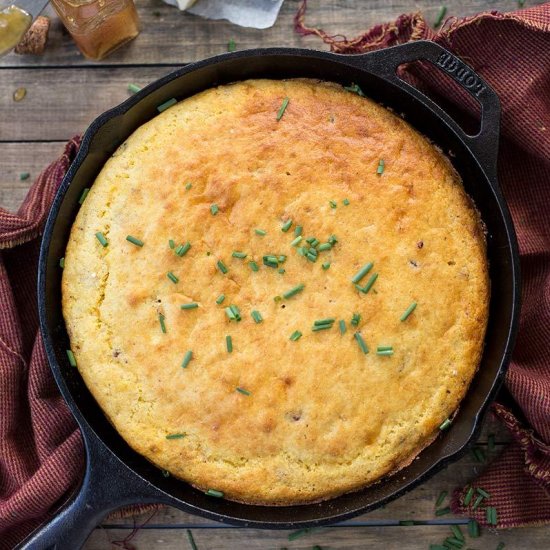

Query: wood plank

[0,67,172,141]
[0,0,542,67]
[84,523,549,549]
[0,142,66,212]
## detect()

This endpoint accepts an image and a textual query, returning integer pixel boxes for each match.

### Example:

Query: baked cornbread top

[62,79,489,505]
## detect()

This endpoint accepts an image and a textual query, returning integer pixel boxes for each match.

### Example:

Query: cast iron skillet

[23,41,520,549]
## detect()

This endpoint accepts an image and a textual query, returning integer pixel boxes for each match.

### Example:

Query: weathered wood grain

[0,142,65,212]
[0,67,173,141]
[85,523,549,549]
[0,0,542,67]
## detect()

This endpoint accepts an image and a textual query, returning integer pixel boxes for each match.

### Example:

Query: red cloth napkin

[1,5,549,547]
[297,0,550,528]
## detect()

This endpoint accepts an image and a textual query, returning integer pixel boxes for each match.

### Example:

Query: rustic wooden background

[1,0,548,548]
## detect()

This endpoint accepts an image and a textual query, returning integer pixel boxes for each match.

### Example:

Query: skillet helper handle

[347,40,501,182]
[17,433,164,550]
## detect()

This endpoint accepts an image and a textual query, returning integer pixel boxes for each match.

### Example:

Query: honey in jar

[50,0,141,60]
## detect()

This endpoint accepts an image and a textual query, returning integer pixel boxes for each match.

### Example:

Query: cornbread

[62,79,489,504]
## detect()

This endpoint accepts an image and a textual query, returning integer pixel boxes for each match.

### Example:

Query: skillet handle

[16,432,167,550]
[344,41,501,182]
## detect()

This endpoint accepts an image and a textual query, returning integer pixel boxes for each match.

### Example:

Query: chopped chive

[278,268,285,274]
[225,306,239,322]
[157,97,177,112]
[249,260,259,272]
[294,225,303,236]
[290,330,302,341]
[226,335,233,353]
[343,198,350,205]
[216,294,225,305]
[308,247,318,256]
[59,257,65,269]
[263,255,279,268]
[464,486,474,506]
[205,488,224,497]
[167,271,179,284]
[254,228,267,236]
[232,251,247,259]
[169,239,175,249]
[95,232,108,247]
[496,543,505,550]
[472,494,484,510]
[281,219,293,232]
[450,525,464,542]
[318,243,332,252]
[278,255,287,263]
[435,506,450,516]
[161,470,170,478]
[377,346,393,351]
[19,172,30,181]
[217,260,228,274]
[180,302,198,310]
[329,200,337,209]
[356,272,378,293]
[377,349,394,356]
[339,320,346,334]
[251,310,263,324]
[126,235,144,247]
[290,235,303,247]
[159,313,166,333]
[312,324,333,332]
[444,537,463,549]
[328,234,338,245]
[181,350,192,368]
[186,529,198,550]
[276,97,290,121]
[310,238,320,248]
[210,204,219,215]
[128,83,141,94]
[351,313,361,327]
[435,490,447,507]
[377,158,385,174]
[236,387,250,396]
[282,284,305,299]
[322,262,331,270]
[306,252,318,263]
[66,349,77,367]
[487,506,497,525]
[488,433,496,452]
[227,38,236,52]
[351,262,374,284]
[314,318,335,326]
[297,247,307,257]
[354,332,369,354]
[476,488,491,499]
[185,182,192,190]
[471,447,486,463]
[175,242,191,256]
[400,302,417,321]
[344,83,365,97]
[439,418,452,430]
[434,5,448,27]
[166,433,186,440]
[78,188,90,204]
[468,519,480,538]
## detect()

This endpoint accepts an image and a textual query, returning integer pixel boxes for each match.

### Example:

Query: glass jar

[50,0,141,60]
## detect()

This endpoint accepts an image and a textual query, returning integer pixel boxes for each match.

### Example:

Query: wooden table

[1,1,548,548]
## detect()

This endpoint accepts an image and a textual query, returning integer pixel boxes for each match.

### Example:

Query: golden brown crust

[62,79,489,505]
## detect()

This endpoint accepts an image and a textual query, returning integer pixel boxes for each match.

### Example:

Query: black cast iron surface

[22,41,520,549]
